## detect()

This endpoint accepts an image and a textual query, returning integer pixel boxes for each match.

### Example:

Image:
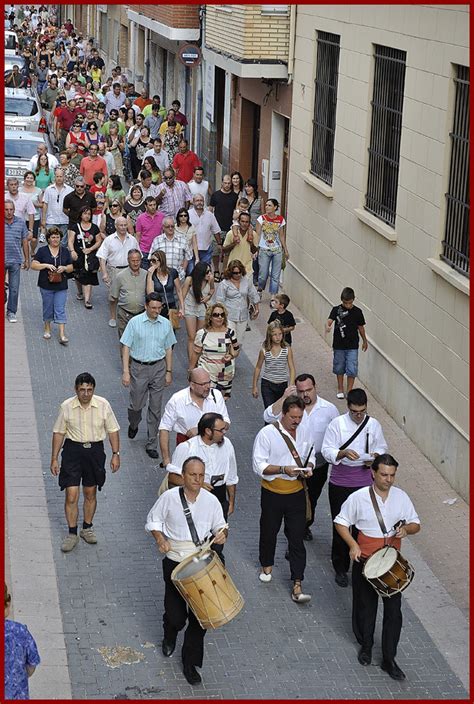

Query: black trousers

[328,482,361,574]
[162,557,206,667]
[351,559,402,661]
[306,462,328,527]
[259,487,306,581]
[210,484,228,564]
[261,378,288,410]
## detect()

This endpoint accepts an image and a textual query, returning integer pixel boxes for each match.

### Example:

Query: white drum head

[175,553,213,579]
[364,546,398,578]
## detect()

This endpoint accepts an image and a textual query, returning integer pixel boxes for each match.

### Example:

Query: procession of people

[5,6,422,695]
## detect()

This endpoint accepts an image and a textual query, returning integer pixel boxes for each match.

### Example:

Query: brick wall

[205,5,289,62]
[132,4,200,29]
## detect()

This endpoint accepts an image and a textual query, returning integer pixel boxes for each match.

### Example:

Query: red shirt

[134,97,152,111]
[172,150,201,183]
[58,107,82,131]
[79,156,108,186]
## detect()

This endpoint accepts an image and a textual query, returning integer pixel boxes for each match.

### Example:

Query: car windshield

[5,35,16,50]
[5,97,38,117]
[5,138,40,159]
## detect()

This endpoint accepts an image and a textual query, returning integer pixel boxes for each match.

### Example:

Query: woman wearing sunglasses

[216,259,260,346]
[190,302,240,400]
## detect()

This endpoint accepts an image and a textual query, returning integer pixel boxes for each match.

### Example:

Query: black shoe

[146,447,159,459]
[183,664,202,685]
[128,425,138,439]
[381,659,406,680]
[335,572,349,587]
[161,638,176,657]
[357,646,372,666]
[303,527,313,541]
[284,549,289,560]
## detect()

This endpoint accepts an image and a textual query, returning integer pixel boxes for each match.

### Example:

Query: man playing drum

[146,457,227,685]
[334,453,420,680]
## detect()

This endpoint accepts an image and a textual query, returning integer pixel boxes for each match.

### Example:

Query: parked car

[4,54,27,73]
[5,30,18,55]
[5,87,48,133]
[5,129,54,181]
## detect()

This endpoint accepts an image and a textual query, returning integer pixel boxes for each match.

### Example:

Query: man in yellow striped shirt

[51,372,120,553]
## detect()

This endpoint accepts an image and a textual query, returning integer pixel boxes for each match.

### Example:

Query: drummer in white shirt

[334,453,420,681]
[159,369,230,467]
[263,373,339,541]
[167,413,237,563]
[321,388,388,588]
[146,457,227,685]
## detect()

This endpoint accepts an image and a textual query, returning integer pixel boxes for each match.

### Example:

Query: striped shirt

[261,347,289,383]
[155,180,192,218]
[52,394,120,442]
[148,232,192,279]
[120,311,176,362]
[5,216,28,265]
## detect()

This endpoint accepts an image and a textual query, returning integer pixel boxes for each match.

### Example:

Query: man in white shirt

[4,177,35,238]
[143,137,170,172]
[188,166,211,206]
[27,143,59,172]
[40,168,73,244]
[104,82,126,116]
[264,373,339,540]
[97,218,139,327]
[146,457,227,685]
[159,368,230,466]
[168,413,238,552]
[334,453,420,680]
[253,396,315,603]
[322,388,388,588]
[188,194,221,265]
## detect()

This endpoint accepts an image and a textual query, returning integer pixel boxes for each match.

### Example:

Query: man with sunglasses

[159,368,230,467]
[155,167,192,219]
[322,388,388,588]
[79,143,108,187]
[63,176,97,228]
[40,167,73,245]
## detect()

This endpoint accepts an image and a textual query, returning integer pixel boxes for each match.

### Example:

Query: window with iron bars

[441,65,470,278]
[365,45,406,227]
[310,31,340,186]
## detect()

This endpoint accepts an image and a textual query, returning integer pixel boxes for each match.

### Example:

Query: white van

[5,30,18,55]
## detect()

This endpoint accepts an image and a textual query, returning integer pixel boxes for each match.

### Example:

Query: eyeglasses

[164,176,173,181]
[111,203,120,207]
[349,408,367,417]
[192,380,211,387]
[179,213,187,217]
[231,270,241,275]
[212,312,224,318]
[213,426,227,433]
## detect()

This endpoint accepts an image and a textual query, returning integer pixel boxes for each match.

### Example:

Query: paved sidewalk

[5,271,469,700]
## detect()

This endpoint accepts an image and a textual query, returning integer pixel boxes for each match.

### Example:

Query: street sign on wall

[178,44,202,68]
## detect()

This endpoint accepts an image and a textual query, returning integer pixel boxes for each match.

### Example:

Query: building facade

[286,5,469,498]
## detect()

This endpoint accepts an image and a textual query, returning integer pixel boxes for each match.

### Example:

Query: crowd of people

[5,6,422,696]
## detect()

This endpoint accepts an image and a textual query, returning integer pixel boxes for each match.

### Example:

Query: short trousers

[58,439,106,491]
[332,348,359,377]
[211,231,225,258]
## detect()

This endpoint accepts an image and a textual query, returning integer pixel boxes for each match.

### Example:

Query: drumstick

[191,524,229,561]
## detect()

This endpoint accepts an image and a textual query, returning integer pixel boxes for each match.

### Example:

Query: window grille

[310,31,340,186]
[365,45,406,227]
[441,65,470,277]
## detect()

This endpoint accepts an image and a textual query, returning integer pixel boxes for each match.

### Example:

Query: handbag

[161,278,180,330]
[47,248,63,283]
[79,224,99,273]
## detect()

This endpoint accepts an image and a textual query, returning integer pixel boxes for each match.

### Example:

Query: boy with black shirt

[326,287,367,399]
[268,293,296,345]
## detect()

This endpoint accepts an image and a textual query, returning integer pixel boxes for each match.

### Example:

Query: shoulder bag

[161,276,180,330]
[272,423,313,522]
[47,248,63,283]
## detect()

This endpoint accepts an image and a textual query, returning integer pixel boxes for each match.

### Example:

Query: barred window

[365,45,406,227]
[441,65,470,277]
[310,31,340,186]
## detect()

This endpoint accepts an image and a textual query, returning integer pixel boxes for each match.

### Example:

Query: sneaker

[61,534,79,552]
[80,527,97,544]
[38,233,46,243]
[108,319,117,328]
[336,392,345,399]
[7,313,17,323]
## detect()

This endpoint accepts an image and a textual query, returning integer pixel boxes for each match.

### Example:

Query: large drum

[171,549,244,629]
[363,545,414,598]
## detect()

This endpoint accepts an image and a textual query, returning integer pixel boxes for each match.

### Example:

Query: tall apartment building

[286,5,469,498]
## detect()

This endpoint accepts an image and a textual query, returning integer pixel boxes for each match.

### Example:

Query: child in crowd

[105,174,126,209]
[90,171,107,225]
[325,286,368,399]
[268,293,296,346]
[252,320,295,409]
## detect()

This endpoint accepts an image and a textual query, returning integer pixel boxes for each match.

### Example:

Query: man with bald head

[159,368,230,468]
[96,217,140,327]
[148,216,192,281]
[188,193,221,265]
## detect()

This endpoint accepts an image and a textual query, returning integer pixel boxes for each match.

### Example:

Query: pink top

[135,211,165,254]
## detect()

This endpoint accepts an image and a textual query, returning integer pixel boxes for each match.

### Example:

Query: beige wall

[286,5,469,498]
[205,5,290,62]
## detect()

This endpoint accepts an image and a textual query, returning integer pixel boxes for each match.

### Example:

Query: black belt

[112,265,128,269]
[131,357,163,365]
[66,439,103,448]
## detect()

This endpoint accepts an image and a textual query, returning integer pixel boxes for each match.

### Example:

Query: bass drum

[363,545,414,597]
[171,549,244,629]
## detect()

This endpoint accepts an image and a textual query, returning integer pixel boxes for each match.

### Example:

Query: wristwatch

[112,451,120,456]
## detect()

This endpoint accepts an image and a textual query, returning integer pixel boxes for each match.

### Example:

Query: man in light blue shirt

[121,292,176,459]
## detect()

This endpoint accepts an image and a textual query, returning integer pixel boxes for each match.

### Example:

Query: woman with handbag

[31,227,73,344]
[181,262,215,361]
[146,250,184,328]
[67,206,101,309]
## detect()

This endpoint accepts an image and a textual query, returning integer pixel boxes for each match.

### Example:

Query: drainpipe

[144,27,150,93]
[287,5,296,85]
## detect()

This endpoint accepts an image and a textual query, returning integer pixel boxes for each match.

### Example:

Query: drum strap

[339,415,370,451]
[178,487,202,547]
[369,486,388,536]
